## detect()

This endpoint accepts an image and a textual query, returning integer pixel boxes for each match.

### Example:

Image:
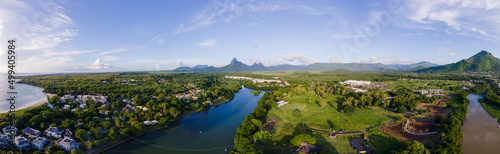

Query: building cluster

[176,89,205,101]
[339,80,372,87]
[120,79,139,85]
[277,101,289,107]
[418,89,444,97]
[143,120,159,126]
[59,94,108,104]
[2,126,79,152]
[225,76,289,85]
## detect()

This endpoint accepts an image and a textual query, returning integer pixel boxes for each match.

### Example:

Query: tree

[398,141,430,154]
[290,134,316,147]
[75,129,88,141]
[134,122,147,132]
[42,111,55,120]
[120,128,133,137]
[109,129,118,140]
[252,130,271,144]
[168,107,180,118]
[250,119,263,128]
[397,105,407,113]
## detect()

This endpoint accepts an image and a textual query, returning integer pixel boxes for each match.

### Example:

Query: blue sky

[1,0,500,73]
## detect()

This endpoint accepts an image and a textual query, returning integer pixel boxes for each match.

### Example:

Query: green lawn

[265,100,402,153]
[314,133,359,154]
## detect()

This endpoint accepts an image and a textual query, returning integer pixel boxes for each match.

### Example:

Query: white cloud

[172,0,333,35]
[398,0,500,41]
[437,53,444,56]
[103,55,119,61]
[0,0,79,72]
[242,58,263,65]
[156,39,165,45]
[85,58,111,69]
[353,56,386,63]
[99,47,127,55]
[449,52,456,56]
[280,54,318,65]
[406,32,424,36]
[329,56,346,63]
[197,39,218,46]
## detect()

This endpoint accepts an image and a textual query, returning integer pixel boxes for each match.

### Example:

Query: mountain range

[173,51,500,73]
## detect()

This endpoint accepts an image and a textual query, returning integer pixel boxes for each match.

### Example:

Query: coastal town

[0,73,248,153]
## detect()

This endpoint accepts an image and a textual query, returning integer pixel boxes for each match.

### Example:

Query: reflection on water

[462,94,500,153]
[106,87,264,154]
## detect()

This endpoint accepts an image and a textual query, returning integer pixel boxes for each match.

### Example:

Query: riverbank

[477,98,500,124]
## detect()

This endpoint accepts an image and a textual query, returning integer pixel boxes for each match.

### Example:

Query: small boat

[200,131,203,133]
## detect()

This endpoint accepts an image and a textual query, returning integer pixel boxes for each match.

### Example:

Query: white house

[14,136,30,151]
[2,125,17,135]
[151,120,159,124]
[57,138,79,151]
[277,101,289,107]
[31,137,49,150]
[340,80,371,86]
[144,121,152,125]
[45,127,63,138]
[0,134,10,142]
[22,127,41,138]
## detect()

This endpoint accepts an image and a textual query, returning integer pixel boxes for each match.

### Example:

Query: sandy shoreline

[0,93,56,114]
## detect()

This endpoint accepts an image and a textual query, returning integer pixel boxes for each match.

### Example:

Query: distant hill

[416,50,500,73]
[174,58,398,72]
[388,61,438,70]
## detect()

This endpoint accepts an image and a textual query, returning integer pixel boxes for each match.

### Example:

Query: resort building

[2,125,18,135]
[277,101,289,107]
[225,76,282,84]
[63,129,73,139]
[14,136,30,151]
[0,134,10,142]
[418,89,444,95]
[31,137,49,150]
[22,127,41,138]
[340,80,371,87]
[45,127,63,138]
[0,141,9,149]
[56,138,79,151]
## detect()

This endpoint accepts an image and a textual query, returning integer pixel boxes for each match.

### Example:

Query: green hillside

[417,50,500,73]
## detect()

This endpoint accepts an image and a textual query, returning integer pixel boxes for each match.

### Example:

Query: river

[462,94,500,153]
[106,87,264,154]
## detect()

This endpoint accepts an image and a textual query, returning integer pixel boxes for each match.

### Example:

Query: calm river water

[462,94,500,153]
[106,87,264,154]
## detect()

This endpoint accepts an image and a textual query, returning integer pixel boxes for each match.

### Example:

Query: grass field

[265,98,403,153]
[478,99,500,119]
